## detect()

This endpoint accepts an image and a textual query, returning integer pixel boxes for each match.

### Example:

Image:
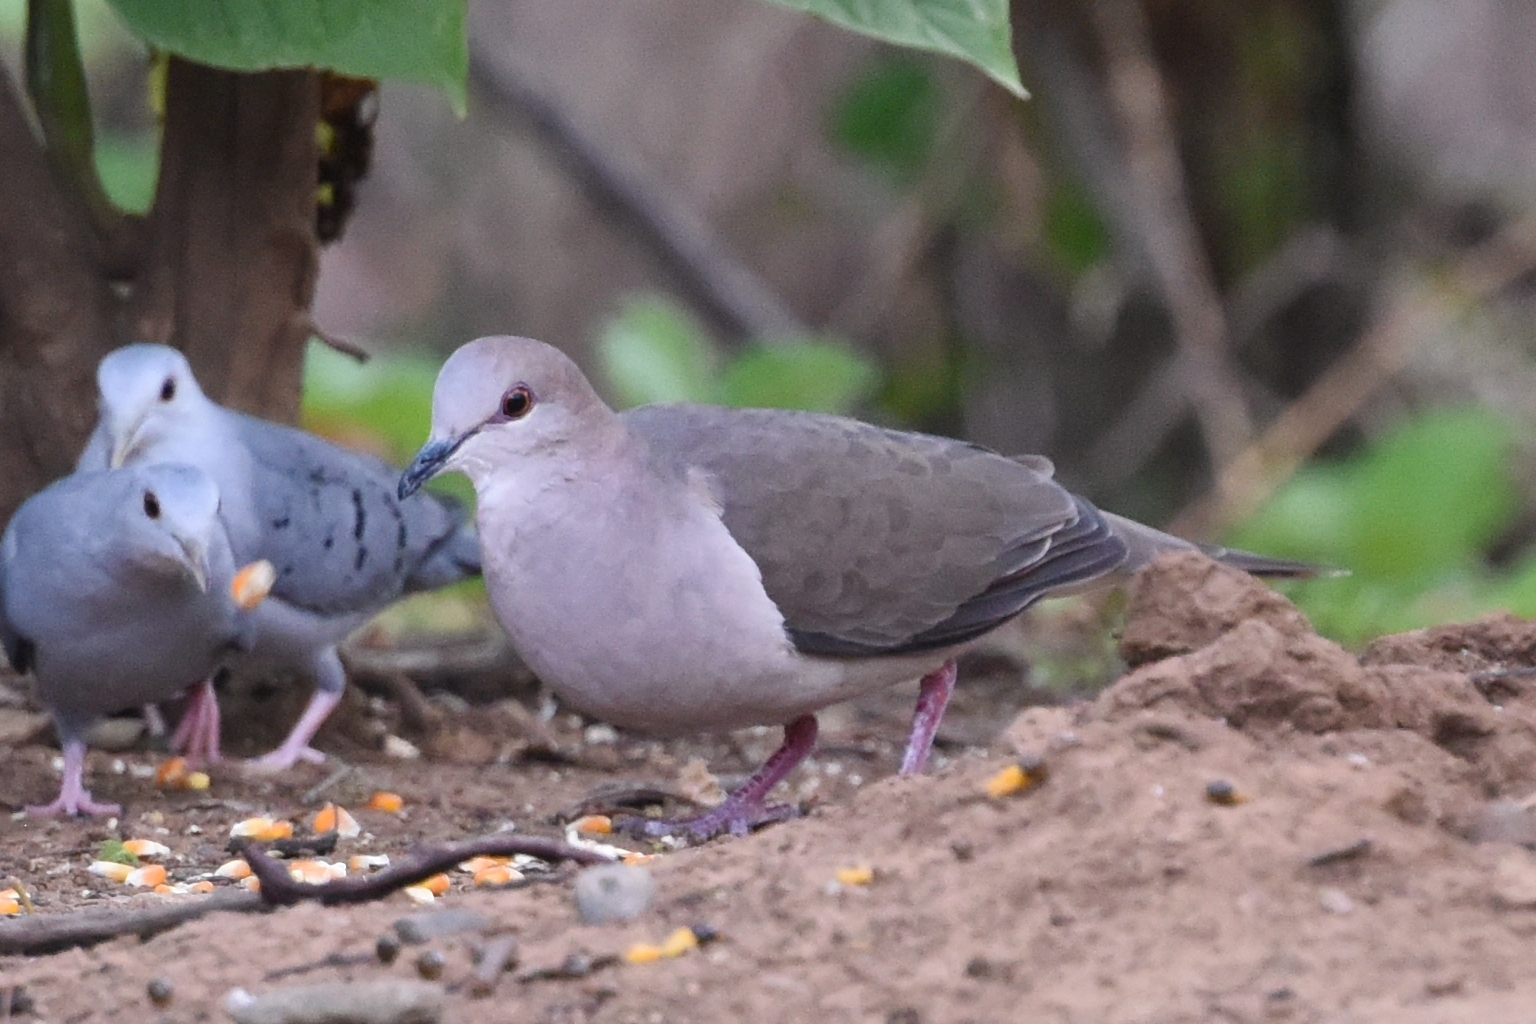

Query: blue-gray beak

[398,437,463,500]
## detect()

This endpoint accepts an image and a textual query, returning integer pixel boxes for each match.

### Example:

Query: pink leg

[142,703,168,738]
[169,677,221,765]
[617,714,819,842]
[27,739,121,817]
[248,689,341,770]
[899,659,958,775]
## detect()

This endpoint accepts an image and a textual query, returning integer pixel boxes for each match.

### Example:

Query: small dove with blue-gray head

[1,464,259,815]
[77,344,481,769]
[400,335,1318,842]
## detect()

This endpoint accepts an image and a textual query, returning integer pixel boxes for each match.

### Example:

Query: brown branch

[234,834,612,908]
[467,43,806,345]
[1089,0,1254,469]
[129,59,321,425]
[305,318,372,362]
[0,887,265,956]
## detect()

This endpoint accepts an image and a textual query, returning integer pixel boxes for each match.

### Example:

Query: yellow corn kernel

[155,757,189,788]
[658,927,699,958]
[184,771,211,791]
[471,865,522,887]
[572,815,612,835]
[229,817,293,842]
[286,860,335,885]
[231,560,277,610]
[834,865,874,887]
[122,839,171,858]
[0,898,19,916]
[402,886,435,905]
[189,880,216,894]
[419,873,450,896]
[88,860,133,883]
[240,876,261,892]
[620,851,655,866]
[215,859,252,880]
[126,864,168,887]
[348,854,391,872]
[623,944,663,964]
[459,855,510,874]
[366,791,404,814]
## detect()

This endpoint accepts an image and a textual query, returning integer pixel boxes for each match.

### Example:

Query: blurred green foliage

[831,55,940,180]
[94,131,157,213]
[598,295,880,413]
[1230,406,1534,644]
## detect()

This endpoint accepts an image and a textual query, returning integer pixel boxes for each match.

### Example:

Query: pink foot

[169,677,221,765]
[899,659,957,775]
[615,715,818,842]
[247,689,340,771]
[27,740,121,817]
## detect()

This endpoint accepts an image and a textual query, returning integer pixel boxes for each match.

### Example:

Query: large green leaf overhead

[765,0,1024,97]
[103,0,469,107]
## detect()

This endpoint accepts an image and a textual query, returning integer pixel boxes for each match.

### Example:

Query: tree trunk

[0,58,320,526]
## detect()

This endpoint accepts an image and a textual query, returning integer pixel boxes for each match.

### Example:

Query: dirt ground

[7,552,1536,1023]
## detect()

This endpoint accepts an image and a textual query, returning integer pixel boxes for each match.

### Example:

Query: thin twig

[234,834,611,908]
[1089,0,1255,468]
[304,318,371,362]
[0,887,265,956]
[467,43,807,344]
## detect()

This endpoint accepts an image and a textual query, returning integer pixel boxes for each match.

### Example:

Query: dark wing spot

[272,516,291,530]
[323,534,334,550]
[8,636,35,674]
[351,489,366,540]
[355,545,368,570]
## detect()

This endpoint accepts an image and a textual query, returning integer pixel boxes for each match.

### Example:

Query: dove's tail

[405,495,483,591]
[1101,512,1328,580]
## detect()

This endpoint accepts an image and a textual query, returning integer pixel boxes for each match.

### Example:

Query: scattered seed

[88,861,133,883]
[572,814,613,835]
[402,886,435,905]
[146,977,173,1007]
[349,854,391,872]
[1205,779,1249,806]
[986,754,1049,798]
[472,865,522,888]
[155,757,189,788]
[623,943,663,964]
[375,933,402,965]
[311,803,360,838]
[229,817,294,842]
[366,791,404,814]
[215,859,252,880]
[834,865,875,887]
[126,864,168,888]
[415,949,446,980]
[122,839,170,858]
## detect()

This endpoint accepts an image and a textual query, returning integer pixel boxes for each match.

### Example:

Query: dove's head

[399,336,619,498]
[119,463,222,593]
[95,344,210,469]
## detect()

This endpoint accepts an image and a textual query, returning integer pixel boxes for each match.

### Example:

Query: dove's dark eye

[499,385,534,420]
[143,491,161,519]
[159,377,176,402]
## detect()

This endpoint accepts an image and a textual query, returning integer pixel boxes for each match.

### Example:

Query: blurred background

[18,0,1536,652]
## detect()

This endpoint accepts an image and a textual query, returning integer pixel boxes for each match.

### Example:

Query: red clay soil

[6,552,1536,1022]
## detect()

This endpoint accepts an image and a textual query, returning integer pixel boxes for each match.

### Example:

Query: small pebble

[225,980,443,1024]
[1318,887,1354,915]
[573,863,655,925]
[147,977,174,1007]
[1205,779,1248,806]
[415,949,446,981]
[393,909,490,944]
[469,934,520,998]
[376,933,402,965]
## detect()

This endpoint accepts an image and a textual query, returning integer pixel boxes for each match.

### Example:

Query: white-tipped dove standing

[400,336,1313,840]
[77,345,481,769]
[0,465,271,815]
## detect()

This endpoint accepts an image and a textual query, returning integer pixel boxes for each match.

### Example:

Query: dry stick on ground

[1089,0,1255,471]
[233,834,612,908]
[467,43,806,345]
[1173,217,1536,538]
[0,887,267,956]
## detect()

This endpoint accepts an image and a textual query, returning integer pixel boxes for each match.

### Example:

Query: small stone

[393,909,490,944]
[226,980,443,1024]
[1471,800,1536,846]
[1317,887,1354,915]
[414,949,446,981]
[573,863,655,925]
[376,933,402,965]
[86,716,146,752]
[382,735,421,760]
[1493,851,1536,909]
[146,977,174,1007]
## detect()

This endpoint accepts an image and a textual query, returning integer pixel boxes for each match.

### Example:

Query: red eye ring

[499,384,534,420]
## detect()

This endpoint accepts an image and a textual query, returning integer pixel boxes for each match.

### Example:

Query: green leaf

[95,838,138,865]
[720,339,880,413]
[102,0,468,108]
[764,0,1024,97]
[598,297,722,408]
[95,131,159,213]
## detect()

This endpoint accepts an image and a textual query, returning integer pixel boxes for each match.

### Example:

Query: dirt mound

[8,552,1536,1022]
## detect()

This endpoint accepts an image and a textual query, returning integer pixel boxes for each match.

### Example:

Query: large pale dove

[78,344,481,769]
[400,336,1313,840]
[1,465,268,815]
